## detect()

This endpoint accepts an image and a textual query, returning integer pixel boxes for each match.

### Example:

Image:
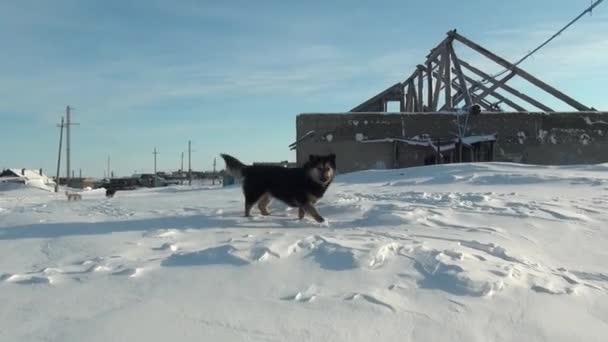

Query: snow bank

[1,162,607,341]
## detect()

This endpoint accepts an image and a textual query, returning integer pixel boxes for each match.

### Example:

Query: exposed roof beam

[450,31,590,111]
[458,59,554,112]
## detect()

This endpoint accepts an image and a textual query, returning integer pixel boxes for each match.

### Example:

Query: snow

[361,134,495,152]
[5,168,56,188]
[460,134,496,145]
[584,116,608,126]
[1,163,608,341]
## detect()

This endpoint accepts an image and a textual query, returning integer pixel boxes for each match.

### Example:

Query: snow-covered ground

[1,162,608,341]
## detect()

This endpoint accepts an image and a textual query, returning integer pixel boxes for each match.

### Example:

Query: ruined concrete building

[294,30,608,173]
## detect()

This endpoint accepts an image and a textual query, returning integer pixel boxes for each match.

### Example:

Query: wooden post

[393,142,399,168]
[55,117,64,192]
[66,106,70,185]
[444,44,452,110]
[153,147,159,187]
[212,157,217,185]
[450,31,590,111]
[417,66,424,111]
[436,138,441,164]
[410,81,418,112]
[405,84,412,112]
[432,56,446,110]
[426,61,433,111]
[188,140,192,186]
[448,43,471,107]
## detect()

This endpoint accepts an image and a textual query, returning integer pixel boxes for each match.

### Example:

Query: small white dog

[65,191,82,201]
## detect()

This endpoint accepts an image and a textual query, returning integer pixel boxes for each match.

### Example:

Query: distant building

[0,168,56,188]
[295,31,608,173]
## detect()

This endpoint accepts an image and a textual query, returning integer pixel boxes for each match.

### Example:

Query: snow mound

[1,162,608,341]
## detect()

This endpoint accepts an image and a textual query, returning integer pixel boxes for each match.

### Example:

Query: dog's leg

[244,202,254,217]
[302,203,324,223]
[298,207,306,220]
[257,193,271,216]
[244,191,264,217]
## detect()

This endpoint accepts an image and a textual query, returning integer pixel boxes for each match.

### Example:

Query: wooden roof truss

[351,30,592,113]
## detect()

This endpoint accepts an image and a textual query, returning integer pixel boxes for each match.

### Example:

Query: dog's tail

[220,154,248,179]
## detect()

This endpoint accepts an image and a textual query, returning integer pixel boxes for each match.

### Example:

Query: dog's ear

[328,153,336,163]
[309,154,318,163]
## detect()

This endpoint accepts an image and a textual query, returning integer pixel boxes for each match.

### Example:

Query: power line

[483,0,605,82]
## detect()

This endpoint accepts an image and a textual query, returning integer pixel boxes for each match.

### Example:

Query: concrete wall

[296,112,608,173]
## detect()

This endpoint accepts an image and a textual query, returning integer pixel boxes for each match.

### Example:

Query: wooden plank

[425,38,450,61]
[447,82,495,111]
[449,43,472,107]
[458,59,553,112]
[404,85,410,112]
[433,71,494,111]
[450,77,487,109]
[350,83,403,112]
[432,55,446,110]
[475,71,516,103]
[401,69,419,88]
[444,45,452,110]
[410,81,419,111]
[417,66,424,111]
[452,71,515,110]
[405,84,413,112]
[462,75,527,111]
[450,31,590,111]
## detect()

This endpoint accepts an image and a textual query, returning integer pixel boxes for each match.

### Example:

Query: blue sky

[1,0,607,177]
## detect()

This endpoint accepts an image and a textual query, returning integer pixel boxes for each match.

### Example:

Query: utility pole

[188,140,192,186]
[64,105,79,188]
[79,168,82,179]
[54,116,64,192]
[212,157,216,185]
[181,152,184,173]
[153,147,159,187]
[107,155,111,179]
